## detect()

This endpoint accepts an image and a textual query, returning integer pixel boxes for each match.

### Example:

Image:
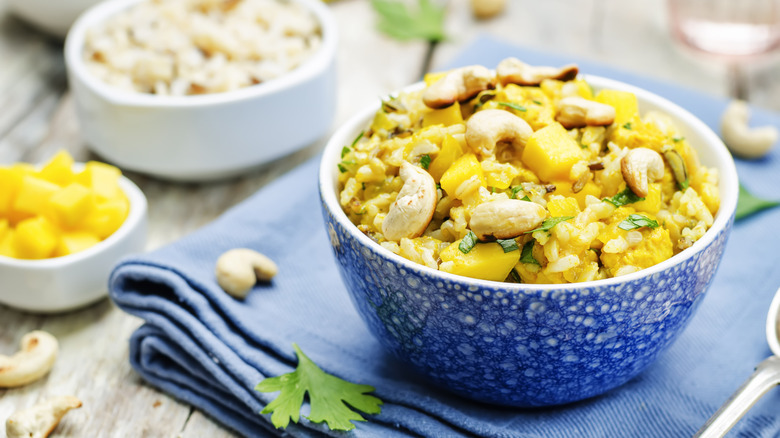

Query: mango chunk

[440,239,521,282]
[439,153,486,198]
[547,196,580,217]
[39,150,76,186]
[79,161,122,200]
[82,199,129,239]
[13,175,61,217]
[55,231,101,257]
[14,216,59,259]
[0,166,30,215]
[423,102,464,128]
[633,183,662,214]
[551,179,602,210]
[50,183,94,228]
[595,89,638,126]
[0,229,15,258]
[521,123,585,182]
[428,134,464,181]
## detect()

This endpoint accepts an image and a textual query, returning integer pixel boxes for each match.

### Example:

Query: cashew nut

[470,0,506,19]
[555,96,616,129]
[215,248,278,299]
[382,161,437,241]
[6,396,82,438]
[0,331,58,388]
[423,65,496,109]
[620,147,664,198]
[465,109,533,158]
[721,99,778,159]
[496,58,578,86]
[468,199,546,240]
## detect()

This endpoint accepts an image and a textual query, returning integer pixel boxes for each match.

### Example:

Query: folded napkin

[111,34,780,437]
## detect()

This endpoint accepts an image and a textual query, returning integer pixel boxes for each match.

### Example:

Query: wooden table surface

[1,0,779,436]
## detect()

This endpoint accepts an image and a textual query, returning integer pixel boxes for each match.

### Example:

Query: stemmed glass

[668,0,780,99]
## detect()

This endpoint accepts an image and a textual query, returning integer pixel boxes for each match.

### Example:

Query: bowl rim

[63,0,338,108]
[319,74,739,291]
[0,167,147,269]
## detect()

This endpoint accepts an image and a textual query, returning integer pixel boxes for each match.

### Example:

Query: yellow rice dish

[337,59,720,284]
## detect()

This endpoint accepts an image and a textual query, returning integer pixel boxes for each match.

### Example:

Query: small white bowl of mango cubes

[0,150,147,313]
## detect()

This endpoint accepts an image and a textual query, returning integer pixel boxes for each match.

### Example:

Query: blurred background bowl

[0,171,147,313]
[7,0,103,38]
[64,0,337,181]
[319,75,739,407]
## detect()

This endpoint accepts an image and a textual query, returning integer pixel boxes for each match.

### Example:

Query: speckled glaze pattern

[320,200,733,407]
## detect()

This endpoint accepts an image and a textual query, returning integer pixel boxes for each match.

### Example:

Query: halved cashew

[0,331,58,388]
[215,249,278,299]
[382,161,437,241]
[555,96,616,129]
[469,199,546,240]
[465,109,533,158]
[496,58,578,86]
[423,65,496,109]
[621,148,664,198]
[6,396,82,438]
[721,99,778,159]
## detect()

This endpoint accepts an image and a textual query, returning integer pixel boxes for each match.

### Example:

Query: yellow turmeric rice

[337,59,720,284]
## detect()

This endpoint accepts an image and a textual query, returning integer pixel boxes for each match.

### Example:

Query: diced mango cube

[595,89,639,126]
[54,231,100,257]
[422,102,463,128]
[13,175,61,217]
[440,240,521,282]
[439,153,486,198]
[633,183,662,214]
[521,123,585,182]
[82,198,129,239]
[79,161,122,200]
[0,166,28,215]
[424,71,447,86]
[38,150,75,186]
[14,216,59,259]
[0,218,8,240]
[428,135,464,181]
[547,196,580,217]
[551,179,602,210]
[50,183,94,228]
[0,229,15,258]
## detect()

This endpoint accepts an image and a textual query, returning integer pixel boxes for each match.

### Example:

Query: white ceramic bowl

[0,173,147,313]
[64,0,337,181]
[8,0,103,38]
[319,75,739,406]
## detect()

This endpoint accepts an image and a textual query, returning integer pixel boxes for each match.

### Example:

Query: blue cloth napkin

[110,34,780,437]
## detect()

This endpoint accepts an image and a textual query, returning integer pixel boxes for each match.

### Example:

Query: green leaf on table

[736,184,780,220]
[370,0,447,42]
[524,216,575,234]
[256,344,382,431]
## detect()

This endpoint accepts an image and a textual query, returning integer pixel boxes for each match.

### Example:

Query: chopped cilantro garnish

[459,231,477,254]
[525,216,575,234]
[420,154,431,169]
[580,143,589,149]
[622,122,632,130]
[520,195,531,202]
[510,186,523,199]
[736,184,780,220]
[673,136,685,142]
[341,146,350,158]
[496,239,519,253]
[338,164,347,173]
[498,102,527,112]
[370,0,447,42]
[603,187,644,207]
[520,241,540,265]
[351,131,364,147]
[510,269,523,283]
[532,99,542,105]
[618,214,659,230]
[361,182,366,191]
[256,344,383,431]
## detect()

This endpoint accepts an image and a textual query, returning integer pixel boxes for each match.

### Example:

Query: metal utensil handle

[694,355,780,437]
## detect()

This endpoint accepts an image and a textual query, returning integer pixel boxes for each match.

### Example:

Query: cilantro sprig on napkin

[370,0,446,42]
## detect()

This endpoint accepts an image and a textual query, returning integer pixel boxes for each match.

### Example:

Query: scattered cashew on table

[6,396,82,438]
[215,248,278,299]
[721,100,778,159]
[0,330,58,388]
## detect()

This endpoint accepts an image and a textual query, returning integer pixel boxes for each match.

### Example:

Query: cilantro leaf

[520,241,540,265]
[736,184,780,220]
[371,0,446,42]
[496,238,519,253]
[510,269,523,283]
[520,195,531,202]
[623,122,632,130]
[603,187,644,207]
[618,214,659,230]
[510,186,523,199]
[673,136,685,142]
[420,154,431,170]
[341,146,350,158]
[256,344,382,431]
[524,216,574,234]
[351,131,364,147]
[459,231,477,254]
[498,102,527,112]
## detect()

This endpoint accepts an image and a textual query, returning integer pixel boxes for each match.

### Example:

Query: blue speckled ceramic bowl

[319,76,739,407]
